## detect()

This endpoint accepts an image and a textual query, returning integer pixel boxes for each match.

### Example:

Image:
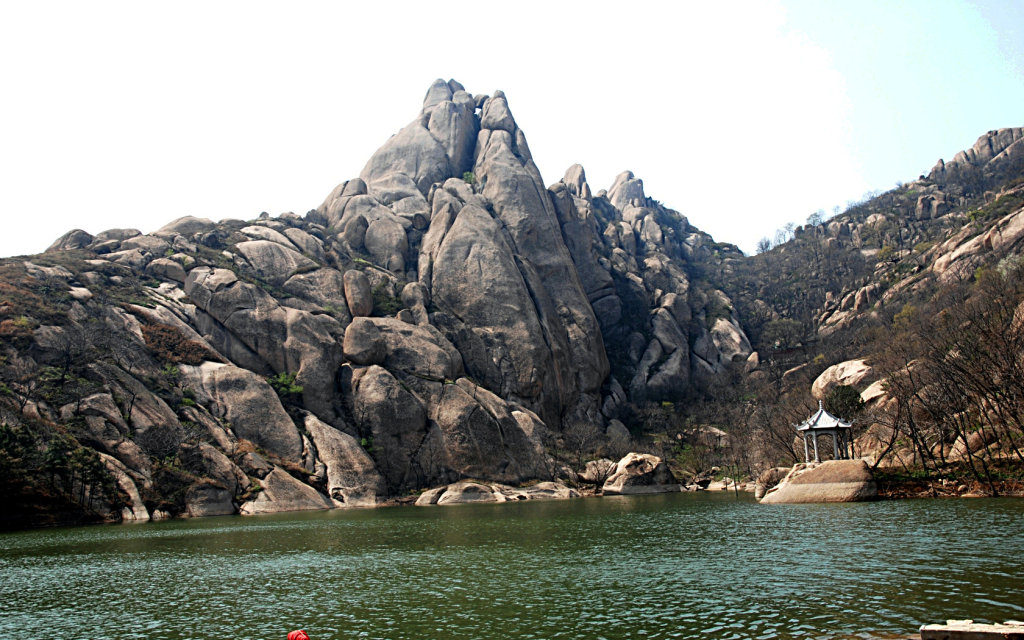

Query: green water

[1,492,1022,640]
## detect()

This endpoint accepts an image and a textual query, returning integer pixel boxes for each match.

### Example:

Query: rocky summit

[7,79,1022,526]
[3,79,752,526]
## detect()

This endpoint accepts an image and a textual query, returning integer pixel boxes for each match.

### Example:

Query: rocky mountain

[0,79,754,527]
[711,126,1024,492]
[726,126,1024,346]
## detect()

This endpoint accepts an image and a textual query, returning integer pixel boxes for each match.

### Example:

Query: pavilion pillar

[832,432,839,460]
[812,432,820,463]
[803,435,810,463]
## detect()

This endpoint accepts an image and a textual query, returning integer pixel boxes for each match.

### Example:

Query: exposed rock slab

[239,467,334,515]
[754,467,790,500]
[303,413,385,507]
[416,480,579,505]
[759,460,877,504]
[920,620,1024,639]
[181,362,303,461]
[185,483,236,517]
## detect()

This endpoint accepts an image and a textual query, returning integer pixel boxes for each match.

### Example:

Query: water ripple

[1,494,1022,639]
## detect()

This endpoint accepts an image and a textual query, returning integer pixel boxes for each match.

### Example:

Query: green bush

[359,436,374,454]
[268,372,303,402]
[462,171,476,185]
[371,282,404,316]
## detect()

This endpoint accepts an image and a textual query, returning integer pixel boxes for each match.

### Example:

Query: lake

[1,492,1022,640]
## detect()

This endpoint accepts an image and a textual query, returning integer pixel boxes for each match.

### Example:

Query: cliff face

[2,79,751,526]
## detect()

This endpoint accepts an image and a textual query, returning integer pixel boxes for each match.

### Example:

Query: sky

[0,0,1022,258]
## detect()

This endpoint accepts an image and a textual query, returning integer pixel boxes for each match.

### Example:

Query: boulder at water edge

[415,480,579,505]
[754,466,790,499]
[759,459,877,504]
[601,452,681,495]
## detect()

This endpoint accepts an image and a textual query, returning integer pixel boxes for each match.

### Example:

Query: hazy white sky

[1,0,1022,257]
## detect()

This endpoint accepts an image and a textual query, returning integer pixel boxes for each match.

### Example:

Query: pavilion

[796,401,853,463]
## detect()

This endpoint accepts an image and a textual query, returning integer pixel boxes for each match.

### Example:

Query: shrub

[824,385,864,421]
[371,282,404,316]
[462,171,476,185]
[142,323,220,365]
[268,372,303,403]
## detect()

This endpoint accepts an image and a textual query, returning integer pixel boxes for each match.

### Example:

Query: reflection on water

[1,493,1022,640]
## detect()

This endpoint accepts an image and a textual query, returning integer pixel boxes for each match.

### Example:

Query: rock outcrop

[929,128,1024,184]
[414,480,579,506]
[811,359,874,400]
[754,467,790,500]
[6,78,769,525]
[759,460,877,504]
[239,467,335,515]
[601,453,680,495]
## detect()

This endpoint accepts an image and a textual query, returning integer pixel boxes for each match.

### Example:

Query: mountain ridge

[2,79,754,526]
[3,79,1022,527]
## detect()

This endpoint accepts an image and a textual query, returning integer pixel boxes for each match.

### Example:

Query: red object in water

[287,631,310,640]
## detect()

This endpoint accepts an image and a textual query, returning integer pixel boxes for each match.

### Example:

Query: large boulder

[303,413,385,507]
[282,268,352,322]
[155,216,216,238]
[359,317,463,381]
[602,453,680,495]
[608,171,646,210]
[234,240,317,286]
[342,317,386,365]
[580,458,617,484]
[239,467,334,515]
[812,359,873,400]
[179,442,250,495]
[47,229,94,252]
[185,483,236,517]
[184,267,345,422]
[349,365,431,491]
[361,120,452,197]
[431,378,549,484]
[759,460,877,504]
[146,257,187,283]
[436,481,504,505]
[181,362,303,461]
[754,466,790,500]
[343,270,373,317]
[513,482,580,501]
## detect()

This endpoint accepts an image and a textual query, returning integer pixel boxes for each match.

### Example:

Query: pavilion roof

[796,401,852,431]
